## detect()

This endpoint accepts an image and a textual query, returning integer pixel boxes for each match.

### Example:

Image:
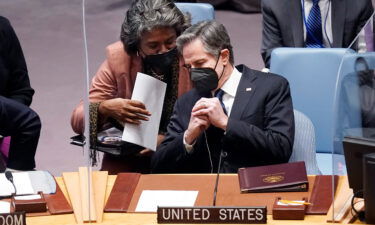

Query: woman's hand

[99,98,151,124]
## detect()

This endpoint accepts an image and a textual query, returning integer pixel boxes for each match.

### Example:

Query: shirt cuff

[183,131,196,153]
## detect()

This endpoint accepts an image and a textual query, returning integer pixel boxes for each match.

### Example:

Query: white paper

[135,190,198,212]
[0,201,10,214]
[122,72,167,150]
[277,200,305,206]
[14,194,41,200]
[0,172,35,196]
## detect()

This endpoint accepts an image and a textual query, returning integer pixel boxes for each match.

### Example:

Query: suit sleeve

[224,77,294,163]
[151,97,193,173]
[261,0,284,68]
[1,17,34,106]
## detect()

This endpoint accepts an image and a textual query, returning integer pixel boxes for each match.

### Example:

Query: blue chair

[270,48,354,174]
[290,110,321,175]
[175,3,215,24]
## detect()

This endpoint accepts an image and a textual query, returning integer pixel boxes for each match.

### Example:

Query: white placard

[14,194,41,200]
[135,190,198,212]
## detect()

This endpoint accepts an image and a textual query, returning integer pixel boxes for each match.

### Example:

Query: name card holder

[272,197,307,220]
[157,206,267,224]
[12,192,47,213]
[0,212,26,225]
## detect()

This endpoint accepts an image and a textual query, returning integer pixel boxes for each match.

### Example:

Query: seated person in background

[0,16,41,172]
[339,57,375,140]
[70,0,192,174]
[261,0,374,68]
[151,20,295,173]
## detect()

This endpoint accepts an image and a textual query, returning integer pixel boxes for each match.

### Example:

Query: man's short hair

[176,20,234,64]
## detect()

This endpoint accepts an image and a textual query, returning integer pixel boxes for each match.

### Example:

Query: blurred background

[0,0,264,175]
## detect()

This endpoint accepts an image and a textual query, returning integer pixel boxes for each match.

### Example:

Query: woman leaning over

[70,0,192,174]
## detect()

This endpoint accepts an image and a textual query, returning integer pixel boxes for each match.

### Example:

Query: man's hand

[192,97,228,130]
[184,113,210,145]
[99,98,151,124]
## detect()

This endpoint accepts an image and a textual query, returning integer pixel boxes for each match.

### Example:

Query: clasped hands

[184,97,228,145]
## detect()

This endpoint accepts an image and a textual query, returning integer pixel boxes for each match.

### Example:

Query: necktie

[305,0,323,48]
[214,89,227,115]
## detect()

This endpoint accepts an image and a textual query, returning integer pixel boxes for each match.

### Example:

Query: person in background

[0,16,41,172]
[339,57,375,141]
[151,21,294,173]
[70,0,192,174]
[261,0,374,68]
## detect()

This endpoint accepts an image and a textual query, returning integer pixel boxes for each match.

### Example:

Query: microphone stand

[5,171,17,195]
[212,150,227,206]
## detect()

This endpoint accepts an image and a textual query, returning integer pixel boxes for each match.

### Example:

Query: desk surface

[25,174,360,225]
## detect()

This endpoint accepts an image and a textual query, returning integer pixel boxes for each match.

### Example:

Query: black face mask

[190,55,225,94]
[190,67,219,94]
[142,47,177,74]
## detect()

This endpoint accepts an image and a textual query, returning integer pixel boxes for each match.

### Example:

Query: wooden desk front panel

[128,174,217,212]
[25,174,352,225]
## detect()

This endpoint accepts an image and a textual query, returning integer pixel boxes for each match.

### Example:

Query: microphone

[5,171,17,195]
[212,150,227,206]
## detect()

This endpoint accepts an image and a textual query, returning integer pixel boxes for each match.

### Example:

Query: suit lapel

[290,0,304,47]
[331,0,346,47]
[230,66,257,120]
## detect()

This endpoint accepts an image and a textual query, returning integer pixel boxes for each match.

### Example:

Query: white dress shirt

[184,67,243,152]
[216,67,242,116]
[302,0,333,47]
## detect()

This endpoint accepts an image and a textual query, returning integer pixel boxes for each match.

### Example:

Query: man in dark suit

[0,16,41,171]
[151,21,294,173]
[261,0,374,68]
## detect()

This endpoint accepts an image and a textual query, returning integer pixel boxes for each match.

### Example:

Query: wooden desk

[24,175,360,225]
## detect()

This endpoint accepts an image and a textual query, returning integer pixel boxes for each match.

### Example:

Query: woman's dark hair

[120,0,191,54]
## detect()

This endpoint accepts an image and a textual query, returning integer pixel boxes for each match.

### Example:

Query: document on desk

[135,190,198,212]
[122,72,167,151]
[0,172,34,196]
[0,171,56,197]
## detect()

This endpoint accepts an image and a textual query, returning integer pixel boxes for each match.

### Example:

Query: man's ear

[220,49,230,66]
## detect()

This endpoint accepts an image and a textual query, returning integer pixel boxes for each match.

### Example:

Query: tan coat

[71,41,192,134]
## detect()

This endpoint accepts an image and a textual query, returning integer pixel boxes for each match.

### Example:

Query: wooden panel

[92,171,108,223]
[79,167,97,222]
[62,172,83,223]
[44,178,73,215]
[104,173,141,212]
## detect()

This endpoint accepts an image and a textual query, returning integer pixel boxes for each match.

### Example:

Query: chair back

[290,110,321,174]
[175,3,215,24]
[270,48,352,154]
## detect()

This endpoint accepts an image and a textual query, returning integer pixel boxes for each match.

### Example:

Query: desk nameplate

[0,212,26,225]
[157,206,267,224]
